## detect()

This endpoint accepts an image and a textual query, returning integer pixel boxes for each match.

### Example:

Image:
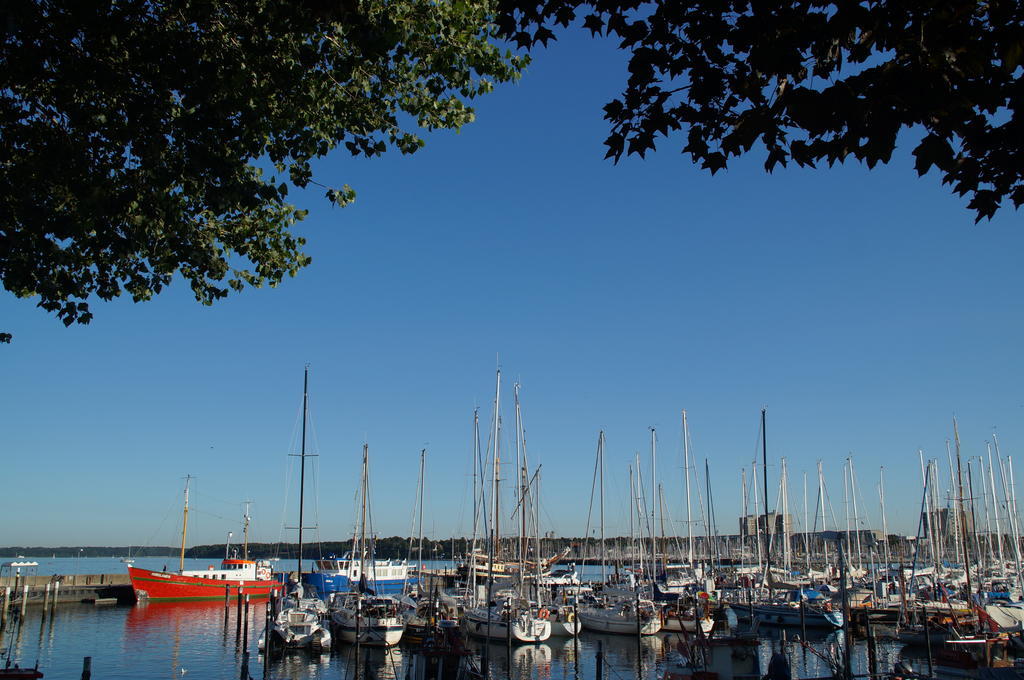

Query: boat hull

[128,566,279,601]
[461,609,551,643]
[750,603,843,628]
[303,572,413,596]
[578,609,662,635]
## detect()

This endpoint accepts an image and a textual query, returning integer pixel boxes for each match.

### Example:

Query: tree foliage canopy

[497,0,1024,221]
[1,0,524,341]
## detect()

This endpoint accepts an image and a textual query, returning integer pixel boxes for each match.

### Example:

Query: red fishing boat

[127,559,278,601]
[127,477,280,601]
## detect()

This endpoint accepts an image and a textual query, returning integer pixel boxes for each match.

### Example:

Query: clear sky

[2,29,1022,551]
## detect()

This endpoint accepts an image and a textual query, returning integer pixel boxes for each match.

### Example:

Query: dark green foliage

[497,0,1024,222]
[1,0,525,341]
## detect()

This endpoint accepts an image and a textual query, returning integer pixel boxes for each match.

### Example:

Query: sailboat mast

[879,468,891,576]
[988,445,1005,567]
[491,369,502,567]
[953,418,973,602]
[298,366,309,577]
[781,458,790,572]
[683,410,693,569]
[417,449,426,577]
[850,456,863,570]
[179,475,192,572]
[357,443,369,594]
[804,472,810,578]
[761,408,771,579]
[515,383,526,578]
[599,430,606,583]
[650,427,658,574]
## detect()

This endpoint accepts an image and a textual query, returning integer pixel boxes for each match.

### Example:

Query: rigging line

[138,486,184,551]
[581,432,602,569]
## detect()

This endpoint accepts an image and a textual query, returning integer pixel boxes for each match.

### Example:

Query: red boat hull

[127,566,281,601]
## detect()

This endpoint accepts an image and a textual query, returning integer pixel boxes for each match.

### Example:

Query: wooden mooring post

[42,583,51,613]
[1,587,9,629]
[243,594,250,648]
[20,585,28,618]
[81,656,92,680]
[235,587,243,640]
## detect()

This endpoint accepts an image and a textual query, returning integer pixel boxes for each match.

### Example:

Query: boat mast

[849,456,863,571]
[761,408,771,589]
[515,382,526,590]
[650,427,658,576]
[489,369,501,586]
[879,468,891,579]
[297,366,309,578]
[804,471,810,579]
[994,435,1023,594]
[817,461,828,576]
[179,475,192,572]
[599,430,606,583]
[469,409,482,604]
[417,449,426,584]
[781,458,790,572]
[683,410,693,570]
[243,501,252,560]
[988,444,1005,568]
[952,418,973,609]
[360,444,369,590]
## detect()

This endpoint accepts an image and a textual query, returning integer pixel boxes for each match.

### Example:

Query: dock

[0,574,134,606]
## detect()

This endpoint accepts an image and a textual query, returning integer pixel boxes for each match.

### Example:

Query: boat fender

[208,565,214,570]
[566,611,575,622]
[823,601,833,612]
[538,608,549,619]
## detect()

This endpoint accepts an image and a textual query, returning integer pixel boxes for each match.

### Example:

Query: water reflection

[0,600,915,680]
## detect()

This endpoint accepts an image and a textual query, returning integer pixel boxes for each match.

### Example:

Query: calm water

[0,558,917,680]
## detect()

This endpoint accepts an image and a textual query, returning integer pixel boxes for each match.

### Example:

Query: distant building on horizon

[738,512,792,537]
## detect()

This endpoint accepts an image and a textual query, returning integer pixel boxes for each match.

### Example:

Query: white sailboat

[462,370,551,643]
[578,596,662,635]
[577,431,661,636]
[260,368,331,654]
[330,443,406,646]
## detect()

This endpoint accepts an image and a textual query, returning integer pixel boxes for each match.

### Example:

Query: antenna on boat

[179,475,192,573]
[242,501,252,560]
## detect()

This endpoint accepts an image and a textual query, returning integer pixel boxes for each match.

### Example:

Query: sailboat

[575,431,662,636]
[260,367,331,653]
[330,444,406,646]
[461,370,551,643]
[127,477,276,601]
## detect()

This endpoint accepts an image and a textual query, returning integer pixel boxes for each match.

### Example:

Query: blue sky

[2,29,1022,550]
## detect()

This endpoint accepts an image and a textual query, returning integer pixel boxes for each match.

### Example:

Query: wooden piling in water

[42,583,51,613]
[243,594,250,648]
[1,587,9,629]
[20,585,28,618]
[52,582,59,611]
[235,587,243,639]
[81,656,92,680]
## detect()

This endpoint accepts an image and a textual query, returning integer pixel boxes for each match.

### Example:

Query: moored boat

[128,560,277,601]
[331,593,406,646]
[127,477,277,601]
[578,596,662,635]
[461,601,552,643]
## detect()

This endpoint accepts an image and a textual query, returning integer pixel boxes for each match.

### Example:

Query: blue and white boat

[304,553,416,596]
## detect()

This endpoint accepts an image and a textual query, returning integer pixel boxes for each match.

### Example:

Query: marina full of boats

[109,368,1024,680]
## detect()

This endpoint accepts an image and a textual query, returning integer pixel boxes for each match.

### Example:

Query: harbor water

[1,558,922,680]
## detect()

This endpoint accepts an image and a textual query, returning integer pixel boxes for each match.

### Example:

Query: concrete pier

[0,574,133,606]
